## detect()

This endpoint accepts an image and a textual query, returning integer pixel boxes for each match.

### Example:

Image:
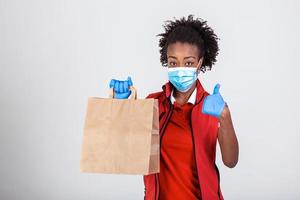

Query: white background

[0,0,299,199]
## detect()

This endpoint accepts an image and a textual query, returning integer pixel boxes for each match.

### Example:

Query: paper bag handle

[109,86,137,100]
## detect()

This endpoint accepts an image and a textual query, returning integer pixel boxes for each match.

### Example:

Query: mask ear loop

[196,58,202,76]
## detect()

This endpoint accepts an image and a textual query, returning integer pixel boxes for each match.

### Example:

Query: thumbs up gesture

[202,83,226,118]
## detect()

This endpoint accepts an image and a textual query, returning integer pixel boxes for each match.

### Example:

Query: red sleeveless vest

[143,79,224,200]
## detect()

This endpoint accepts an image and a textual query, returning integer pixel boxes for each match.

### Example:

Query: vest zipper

[155,99,174,200]
[189,106,203,199]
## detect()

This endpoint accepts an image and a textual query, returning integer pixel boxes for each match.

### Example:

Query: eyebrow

[168,56,196,60]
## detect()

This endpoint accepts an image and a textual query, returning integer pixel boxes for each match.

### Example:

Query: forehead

[167,42,199,58]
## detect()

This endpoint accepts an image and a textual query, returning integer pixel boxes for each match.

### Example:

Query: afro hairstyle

[156,14,220,73]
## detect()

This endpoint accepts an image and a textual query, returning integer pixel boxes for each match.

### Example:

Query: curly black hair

[156,14,220,73]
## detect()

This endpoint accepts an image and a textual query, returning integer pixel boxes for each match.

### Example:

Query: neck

[173,81,197,105]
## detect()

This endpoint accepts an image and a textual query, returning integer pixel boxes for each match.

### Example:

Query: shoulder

[145,91,164,99]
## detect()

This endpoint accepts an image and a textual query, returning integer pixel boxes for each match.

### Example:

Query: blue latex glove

[202,83,226,118]
[109,76,133,99]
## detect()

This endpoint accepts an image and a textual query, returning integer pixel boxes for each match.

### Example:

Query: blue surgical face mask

[168,67,198,92]
[167,59,202,92]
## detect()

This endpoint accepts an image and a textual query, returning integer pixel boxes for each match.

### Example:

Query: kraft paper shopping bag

[80,86,159,175]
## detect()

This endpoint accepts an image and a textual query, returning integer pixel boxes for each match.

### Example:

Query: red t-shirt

[158,101,202,200]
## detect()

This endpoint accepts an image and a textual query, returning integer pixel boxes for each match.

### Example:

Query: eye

[169,61,177,66]
[185,62,194,66]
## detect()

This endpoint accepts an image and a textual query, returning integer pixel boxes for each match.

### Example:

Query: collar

[170,86,197,104]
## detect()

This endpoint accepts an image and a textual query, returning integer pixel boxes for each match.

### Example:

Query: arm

[218,104,239,168]
[201,83,239,168]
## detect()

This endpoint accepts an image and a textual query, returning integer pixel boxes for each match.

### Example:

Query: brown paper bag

[80,86,159,175]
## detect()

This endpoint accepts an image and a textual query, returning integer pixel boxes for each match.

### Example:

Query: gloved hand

[109,76,133,99]
[202,83,226,118]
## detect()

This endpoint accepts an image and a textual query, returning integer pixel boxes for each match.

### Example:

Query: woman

[109,15,239,200]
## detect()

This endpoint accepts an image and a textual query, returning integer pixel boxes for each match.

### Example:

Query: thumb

[127,76,133,86]
[213,83,221,94]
